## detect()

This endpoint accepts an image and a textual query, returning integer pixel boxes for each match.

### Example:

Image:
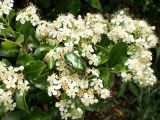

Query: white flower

[4,77,17,89]
[123,48,157,86]
[88,54,100,66]
[0,0,14,16]
[79,80,88,89]
[100,89,111,99]
[0,62,29,111]
[0,90,15,111]
[66,88,79,98]
[0,88,4,94]
[81,93,98,106]
[121,72,127,78]
[17,80,30,96]
[47,73,61,96]
[87,68,100,77]
[90,78,103,90]
[16,4,40,26]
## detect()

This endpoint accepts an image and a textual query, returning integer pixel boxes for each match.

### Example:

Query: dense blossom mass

[0,62,29,111]
[16,5,158,119]
[0,0,13,16]
[0,0,158,119]
[108,10,158,86]
[43,13,111,119]
[0,0,29,113]
[17,5,111,119]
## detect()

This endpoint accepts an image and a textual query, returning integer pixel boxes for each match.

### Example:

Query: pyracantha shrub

[0,1,158,120]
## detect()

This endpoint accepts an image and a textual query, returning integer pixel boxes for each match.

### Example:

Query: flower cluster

[55,100,83,120]
[122,48,157,86]
[0,62,29,112]
[16,4,40,26]
[38,13,108,67]
[15,4,158,119]
[38,12,110,119]
[108,10,158,86]
[46,47,110,119]
[0,0,14,16]
[108,10,157,48]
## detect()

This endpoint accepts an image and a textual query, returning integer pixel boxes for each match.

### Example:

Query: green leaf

[16,22,40,48]
[17,22,32,34]
[100,68,110,88]
[27,31,40,48]
[16,92,30,114]
[0,106,5,117]
[0,48,19,57]
[129,82,139,97]
[99,55,109,65]
[67,0,81,14]
[17,54,35,66]
[6,9,15,23]
[46,57,55,70]
[118,83,127,96]
[25,60,46,80]
[86,101,105,112]
[37,91,53,104]
[85,0,102,10]
[1,40,18,50]
[34,44,52,59]
[16,35,24,45]
[1,59,12,66]
[32,74,48,90]
[96,45,108,53]
[99,34,110,48]
[0,29,14,37]
[1,111,28,120]
[30,107,49,120]
[108,42,127,67]
[47,108,60,120]
[16,22,22,32]
[115,64,127,72]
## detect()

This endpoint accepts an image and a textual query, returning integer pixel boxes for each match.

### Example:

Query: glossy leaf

[0,106,4,117]
[0,29,14,37]
[85,0,102,10]
[1,111,28,120]
[100,68,110,88]
[25,60,46,80]
[17,54,35,66]
[31,74,48,90]
[118,83,127,96]
[16,35,24,45]
[46,57,55,70]
[86,101,105,112]
[1,59,12,66]
[129,83,139,97]
[67,0,81,14]
[108,42,127,67]
[6,9,15,23]
[96,45,108,53]
[34,44,52,59]
[15,92,30,114]
[0,48,19,57]
[47,108,60,120]
[1,40,18,50]
[99,55,109,65]
[37,91,53,104]
[30,107,49,120]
